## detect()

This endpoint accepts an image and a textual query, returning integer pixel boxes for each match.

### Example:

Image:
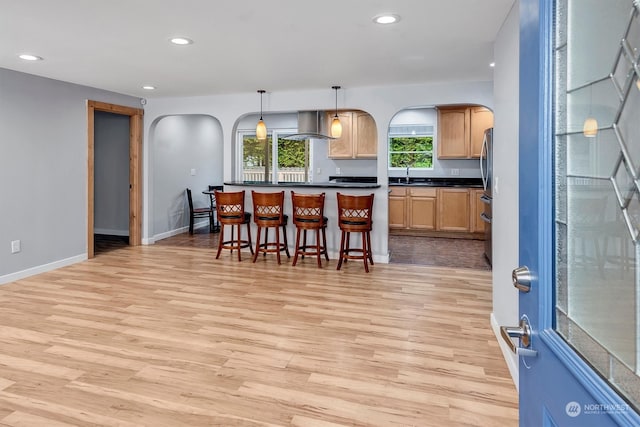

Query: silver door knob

[512,266,532,293]
[500,317,537,357]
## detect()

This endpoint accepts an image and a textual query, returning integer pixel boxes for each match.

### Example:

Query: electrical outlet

[450,168,460,176]
[336,167,341,175]
[316,167,322,175]
[11,240,21,254]
[190,168,197,176]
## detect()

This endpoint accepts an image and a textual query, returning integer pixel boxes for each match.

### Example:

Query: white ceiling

[0,0,515,98]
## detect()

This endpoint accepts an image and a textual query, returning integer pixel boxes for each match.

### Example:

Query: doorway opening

[87,101,143,258]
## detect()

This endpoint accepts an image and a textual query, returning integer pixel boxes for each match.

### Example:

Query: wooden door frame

[87,100,144,258]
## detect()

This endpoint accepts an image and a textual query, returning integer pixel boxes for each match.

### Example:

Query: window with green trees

[240,131,309,182]
[388,124,434,169]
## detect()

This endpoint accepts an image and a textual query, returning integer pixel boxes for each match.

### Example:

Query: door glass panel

[555,0,640,409]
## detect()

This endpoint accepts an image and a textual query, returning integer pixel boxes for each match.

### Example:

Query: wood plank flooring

[0,235,517,426]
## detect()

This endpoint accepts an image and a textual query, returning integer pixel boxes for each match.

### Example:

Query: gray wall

[0,68,140,283]
[151,115,223,239]
[491,1,520,386]
[94,111,130,236]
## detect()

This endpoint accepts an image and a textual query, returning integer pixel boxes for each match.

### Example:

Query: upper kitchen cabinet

[436,105,493,159]
[328,111,377,159]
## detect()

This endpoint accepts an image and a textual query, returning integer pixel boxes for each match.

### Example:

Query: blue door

[513,0,640,425]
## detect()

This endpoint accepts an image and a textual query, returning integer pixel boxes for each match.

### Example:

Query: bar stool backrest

[252,191,285,226]
[215,190,246,225]
[291,192,325,227]
[337,193,374,231]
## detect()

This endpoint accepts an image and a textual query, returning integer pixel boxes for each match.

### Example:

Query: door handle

[500,317,537,357]
[512,266,532,292]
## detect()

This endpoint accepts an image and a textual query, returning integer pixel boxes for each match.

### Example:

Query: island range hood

[282,111,335,140]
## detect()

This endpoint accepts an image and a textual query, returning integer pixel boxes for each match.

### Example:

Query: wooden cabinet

[437,105,493,159]
[470,189,486,233]
[388,187,407,229]
[389,186,483,237]
[388,187,436,231]
[437,107,469,159]
[436,188,470,232]
[328,111,377,159]
[408,187,437,230]
[470,107,494,158]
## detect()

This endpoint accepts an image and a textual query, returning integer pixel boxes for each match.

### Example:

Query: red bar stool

[251,191,290,264]
[336,193,374,273]
[291,191,329,268]
[214,190,253,261]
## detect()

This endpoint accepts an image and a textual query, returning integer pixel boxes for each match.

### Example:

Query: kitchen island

[223,180,387,264]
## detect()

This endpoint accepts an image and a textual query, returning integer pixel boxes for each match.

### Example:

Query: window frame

[237,128,312,183]
[387,124,435,170]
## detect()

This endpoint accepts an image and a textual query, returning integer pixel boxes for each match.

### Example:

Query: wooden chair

[251,191,290,264]
[186,188,213,234]
[291,191,329,268]
[336,193,374,273]
[214,190,253,261]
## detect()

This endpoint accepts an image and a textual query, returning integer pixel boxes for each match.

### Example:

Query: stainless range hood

[282,111,335,140]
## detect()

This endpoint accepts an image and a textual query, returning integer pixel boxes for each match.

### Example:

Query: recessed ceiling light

[373,14,400,24]
[18,54,43,61]
[170,37,193,45]
[489,62,496,68]
[142,85,156,90]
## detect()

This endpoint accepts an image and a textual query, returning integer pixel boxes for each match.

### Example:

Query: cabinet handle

[480,212,491,223]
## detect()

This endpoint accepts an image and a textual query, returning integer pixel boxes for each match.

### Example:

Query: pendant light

[256,90,267,141]
[330,85,342,138]
[583,84,598,138]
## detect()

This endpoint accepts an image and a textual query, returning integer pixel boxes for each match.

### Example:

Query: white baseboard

[0,254,87,286]
[490,312,519,391]
[151,220,209,243]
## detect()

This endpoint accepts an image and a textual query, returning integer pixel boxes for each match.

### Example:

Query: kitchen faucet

[405,166,410,184]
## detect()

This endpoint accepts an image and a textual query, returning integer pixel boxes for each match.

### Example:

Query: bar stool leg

[366,231,374,265]
[315,228,322,268]
[292,228,302,266]
[361,231,369,273]
[275,227,281,265]
[253,226,263,263]
[282,225,290,258]
[215,224,225,259]
[322,226,330,261]
[337,230,346,270]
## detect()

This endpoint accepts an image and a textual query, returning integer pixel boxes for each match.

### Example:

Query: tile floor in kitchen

[97,230,490,271]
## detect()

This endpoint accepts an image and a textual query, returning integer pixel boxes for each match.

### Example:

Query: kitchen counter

[389,177,483,188]
[224,179,380,189]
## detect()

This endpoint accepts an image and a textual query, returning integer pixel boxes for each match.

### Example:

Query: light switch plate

[11,240,20,254]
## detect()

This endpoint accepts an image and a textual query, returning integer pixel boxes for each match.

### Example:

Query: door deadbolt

[512,266,532,293]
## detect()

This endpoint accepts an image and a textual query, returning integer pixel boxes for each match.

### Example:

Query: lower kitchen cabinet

[436,188,470,232]
[388,187,407,229]
[408,188,437,230]
[388,186,483,237]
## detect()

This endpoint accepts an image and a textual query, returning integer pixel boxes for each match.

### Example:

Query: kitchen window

[238,130,310,183]
[388,125,434,169]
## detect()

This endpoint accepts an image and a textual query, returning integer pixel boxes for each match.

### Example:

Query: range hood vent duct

[282,111,335,140]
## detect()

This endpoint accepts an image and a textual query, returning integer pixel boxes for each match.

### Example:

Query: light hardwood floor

[0,239,517,426]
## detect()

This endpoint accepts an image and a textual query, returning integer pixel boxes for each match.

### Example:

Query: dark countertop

[224,181,381,189]
[389,177,483,188]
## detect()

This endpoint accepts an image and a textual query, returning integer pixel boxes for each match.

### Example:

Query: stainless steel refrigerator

[480,128,493,266]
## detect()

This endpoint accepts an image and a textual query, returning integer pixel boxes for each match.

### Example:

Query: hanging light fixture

[256,90,267,141]
[330,85,342,138]
[583,84,598,138]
